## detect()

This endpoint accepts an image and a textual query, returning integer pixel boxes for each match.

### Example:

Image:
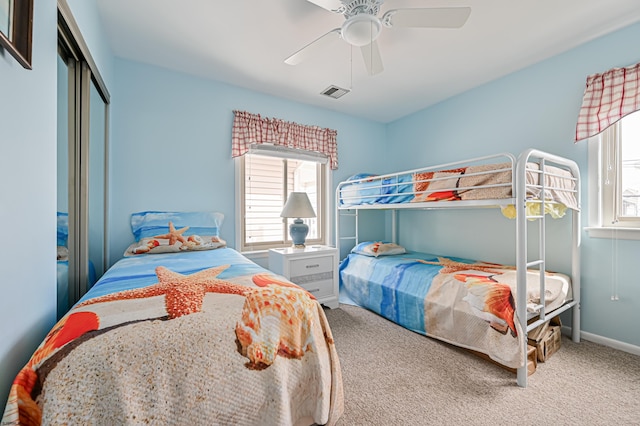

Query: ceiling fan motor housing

[341,0,384,46]
[341,0,383,18]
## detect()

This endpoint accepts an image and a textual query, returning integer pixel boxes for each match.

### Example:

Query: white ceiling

[95,0,640,123]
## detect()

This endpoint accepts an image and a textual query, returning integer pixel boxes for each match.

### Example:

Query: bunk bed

[335,149,581,387]
[4,212,344,426]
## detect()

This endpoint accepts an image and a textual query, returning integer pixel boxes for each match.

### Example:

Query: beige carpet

[324,304,640,426]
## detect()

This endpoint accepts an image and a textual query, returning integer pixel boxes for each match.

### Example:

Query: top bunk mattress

[338,160,579,211]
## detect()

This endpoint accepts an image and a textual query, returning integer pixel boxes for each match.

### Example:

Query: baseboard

[561,326,640,356]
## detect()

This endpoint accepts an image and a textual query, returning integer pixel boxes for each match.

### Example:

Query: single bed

[339,248,572,368]
[4,212,344,426]
[335,149,581,387]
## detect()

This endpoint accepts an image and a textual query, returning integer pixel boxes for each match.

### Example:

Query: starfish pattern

[153,221,189,245]
[77,265,250,319]
[414,257,505,275]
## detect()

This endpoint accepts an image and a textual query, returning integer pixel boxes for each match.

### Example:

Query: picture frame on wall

[0,0,33,69]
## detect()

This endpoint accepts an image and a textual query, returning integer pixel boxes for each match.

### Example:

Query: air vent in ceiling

[321,85,350,99]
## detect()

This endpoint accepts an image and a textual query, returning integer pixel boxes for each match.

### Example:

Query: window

[237,147,327,252]
[589,111,640,238]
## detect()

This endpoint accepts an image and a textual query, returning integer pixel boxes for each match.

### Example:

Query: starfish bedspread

[3,248,344,426]
[339,251,572,368]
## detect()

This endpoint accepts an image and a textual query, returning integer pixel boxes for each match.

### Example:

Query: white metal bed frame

[335,148,581,387]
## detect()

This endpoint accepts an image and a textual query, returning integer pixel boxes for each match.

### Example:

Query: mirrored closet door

[57,2,110,319]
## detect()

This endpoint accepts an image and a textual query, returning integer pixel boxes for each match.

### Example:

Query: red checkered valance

[231,110,338,169]
[575,62,640,142]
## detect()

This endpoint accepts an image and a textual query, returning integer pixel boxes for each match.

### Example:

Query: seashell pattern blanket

[3,248,344,426]
[339,251,571,369]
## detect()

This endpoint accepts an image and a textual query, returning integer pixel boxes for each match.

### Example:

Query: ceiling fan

[285,0,471,76]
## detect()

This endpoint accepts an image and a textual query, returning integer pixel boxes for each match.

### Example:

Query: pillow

[351,241,406,257]
[130,211,224,241]
[57,212,69,247]
[124,211,226,256]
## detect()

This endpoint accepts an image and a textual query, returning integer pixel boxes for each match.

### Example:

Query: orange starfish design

[153,221,189,245]
[77,265,250,319]
[414,257,505,275]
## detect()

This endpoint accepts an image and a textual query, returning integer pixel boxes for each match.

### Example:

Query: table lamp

[280,192,316,247]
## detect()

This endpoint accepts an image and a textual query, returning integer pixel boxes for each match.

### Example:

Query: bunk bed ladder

[515,150,581,387]
[335,207,359,261]
[515,153,535,387]
[516,154,551,386]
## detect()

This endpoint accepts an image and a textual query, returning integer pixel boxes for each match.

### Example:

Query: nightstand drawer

[290,255,333,277]
[268,245,339,309]
[294,278,334,300]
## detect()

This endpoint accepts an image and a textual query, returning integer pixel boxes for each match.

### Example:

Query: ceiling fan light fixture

[341,14,381,47]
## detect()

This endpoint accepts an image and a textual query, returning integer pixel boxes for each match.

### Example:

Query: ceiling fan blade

[305,0,344,13]
[360,41,383,76]
[383,7,471,29]
[284,28,342,66]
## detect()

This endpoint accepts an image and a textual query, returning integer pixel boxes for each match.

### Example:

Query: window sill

[584,227,640,240]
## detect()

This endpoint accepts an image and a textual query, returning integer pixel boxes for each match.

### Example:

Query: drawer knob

[307,288,320,293]
[306,264,320,268]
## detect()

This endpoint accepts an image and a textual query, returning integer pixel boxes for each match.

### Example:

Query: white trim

[587,134,640,239]
[248,143,328,163]
[566,327,640,356]
[584,120,640,236]
[235,153,329,253]
[584,226,640,240]
[325,166,333,246]
[234,157,242,251]
[587,135,602,227]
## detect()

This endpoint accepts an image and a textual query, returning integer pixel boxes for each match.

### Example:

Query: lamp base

[289,218,309,247]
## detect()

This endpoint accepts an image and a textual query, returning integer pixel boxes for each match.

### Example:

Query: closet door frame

[58,0,110,306]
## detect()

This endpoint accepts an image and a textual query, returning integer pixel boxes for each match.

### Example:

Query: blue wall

[386,22,640,350]
[0,0,58,409]
[2,1,639,409]
[110,19,640,351]
[66,0,114,89]
[108,58,387,263]
[0,0,114,408]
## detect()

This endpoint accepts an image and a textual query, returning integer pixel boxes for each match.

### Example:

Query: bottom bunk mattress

[339,249,571,368]
[4,248,344,426]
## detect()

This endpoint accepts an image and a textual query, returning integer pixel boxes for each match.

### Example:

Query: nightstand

[268,245,339,309]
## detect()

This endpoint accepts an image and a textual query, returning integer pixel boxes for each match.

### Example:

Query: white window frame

[586,115,640,240]
[235,144,331,253]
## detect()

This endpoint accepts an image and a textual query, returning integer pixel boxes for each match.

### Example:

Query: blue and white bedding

[4,248,344,426]
[339,250,571,368]
[338,163,579,212]
[338,173,415,206]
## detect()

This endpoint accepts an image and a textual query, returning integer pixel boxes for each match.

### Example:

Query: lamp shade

[280,192,316,247]
[280,192,316,219]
